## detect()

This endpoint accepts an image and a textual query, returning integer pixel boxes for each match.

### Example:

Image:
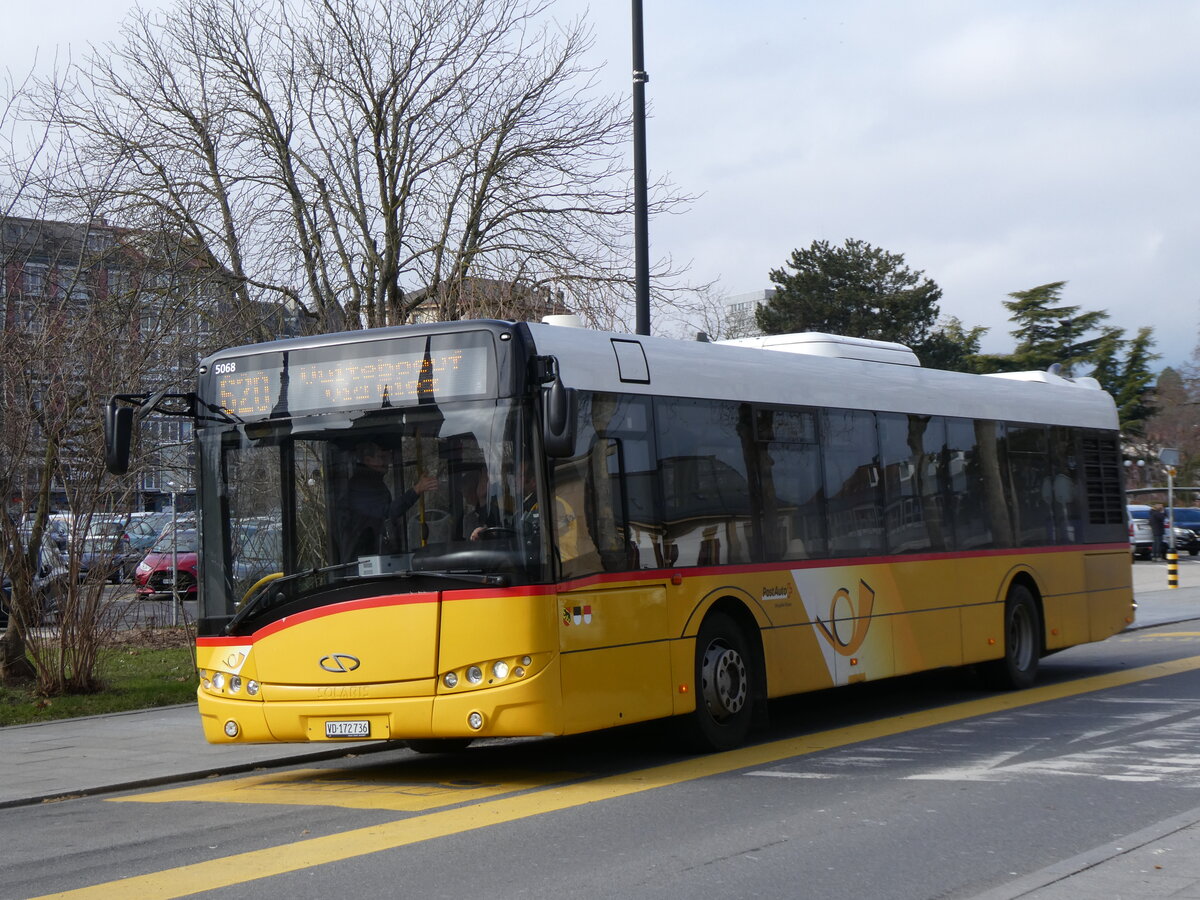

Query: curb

[0,740,398,811]
[966,804,1200,899]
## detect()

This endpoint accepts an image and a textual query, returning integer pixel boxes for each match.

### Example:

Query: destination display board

[208,331,495,420]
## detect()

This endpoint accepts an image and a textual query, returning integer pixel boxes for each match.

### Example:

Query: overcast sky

[5,0,1198,368]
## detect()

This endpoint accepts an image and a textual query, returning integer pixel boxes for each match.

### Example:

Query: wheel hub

[701,643,747,720]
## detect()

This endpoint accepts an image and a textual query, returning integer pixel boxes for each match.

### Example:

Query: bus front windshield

[198,399,547,629]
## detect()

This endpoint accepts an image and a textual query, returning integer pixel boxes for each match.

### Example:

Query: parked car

[1129,515,1154,560]
[1127,504,1198,559]
[232,521,283,588]
[134,528,199,600]
[17,514,72,553]
[1,531,71,626]
[1168,507,1200,556]
[77,518,133,583]
[114,515,173,581]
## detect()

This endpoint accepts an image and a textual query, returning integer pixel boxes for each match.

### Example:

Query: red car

[134,528,199,600]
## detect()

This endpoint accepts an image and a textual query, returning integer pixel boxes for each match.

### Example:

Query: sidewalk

[3,567,1200,900]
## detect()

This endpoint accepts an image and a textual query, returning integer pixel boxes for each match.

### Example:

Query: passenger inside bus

[339,440,438,559]
[456,465,499,541]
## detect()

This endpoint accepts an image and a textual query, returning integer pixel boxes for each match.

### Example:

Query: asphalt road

[6,619,1200,899]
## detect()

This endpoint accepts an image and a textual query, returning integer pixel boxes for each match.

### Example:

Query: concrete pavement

[2,560,1200,899]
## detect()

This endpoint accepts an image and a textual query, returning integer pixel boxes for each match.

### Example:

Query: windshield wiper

[366,570,510,587]
[225,561,360,635]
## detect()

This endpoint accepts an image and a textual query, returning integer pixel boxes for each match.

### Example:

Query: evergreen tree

[758,239,942,346]
[1004,281,1111,374]
[1113,327,1160,435]
[915,316,989,373]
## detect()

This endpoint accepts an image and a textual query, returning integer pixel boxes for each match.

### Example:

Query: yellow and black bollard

[1168,549,1179,588]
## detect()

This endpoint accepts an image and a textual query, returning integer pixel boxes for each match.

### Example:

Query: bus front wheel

[684,611,755,752]
[981,584,1041,690]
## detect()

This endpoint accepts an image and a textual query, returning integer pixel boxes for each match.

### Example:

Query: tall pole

[631,0,651,335]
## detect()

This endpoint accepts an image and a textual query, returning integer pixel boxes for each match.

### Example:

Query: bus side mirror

[104,401,134,475]
[542,377,577,458]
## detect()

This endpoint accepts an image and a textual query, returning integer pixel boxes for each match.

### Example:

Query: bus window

[946,417,999,550]
[879,413,949,554]
[1050,426,1082,543]
[821,409,884,557]
[755,407,826,561]
[1005,424,1052,546]
[655,398,755,568]
[553,392,656,578]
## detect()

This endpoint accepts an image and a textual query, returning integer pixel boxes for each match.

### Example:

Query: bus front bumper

[197,659,563,744]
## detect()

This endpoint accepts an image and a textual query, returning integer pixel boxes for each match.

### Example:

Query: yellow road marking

[36,654,1200,900]
[111,766,578,811]
[1129,632,1200,639]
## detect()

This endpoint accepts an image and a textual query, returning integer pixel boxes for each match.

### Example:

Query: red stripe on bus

[197,543,1128,646]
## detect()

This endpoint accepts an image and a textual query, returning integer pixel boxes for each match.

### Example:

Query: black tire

[683,610,755,752]
[405,738,474,755]
[981,583,1040,690]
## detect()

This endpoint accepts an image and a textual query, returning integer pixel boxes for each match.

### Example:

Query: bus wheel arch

[981,575,1043,691]
[682,599,766,751]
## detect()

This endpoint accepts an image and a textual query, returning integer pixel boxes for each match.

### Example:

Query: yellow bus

[105,320,1133,751]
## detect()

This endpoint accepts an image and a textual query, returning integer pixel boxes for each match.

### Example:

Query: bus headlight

[229,675,242,694]
[492,661,509,680]
[212,672,226,691]
[443,672,458,688]
[466,666,483,685]
[246,680,260,696]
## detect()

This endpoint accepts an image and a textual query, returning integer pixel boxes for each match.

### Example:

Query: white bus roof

[524,324,1118,430]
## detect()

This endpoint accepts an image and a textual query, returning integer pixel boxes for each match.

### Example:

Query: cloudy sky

[5,0,1198,368]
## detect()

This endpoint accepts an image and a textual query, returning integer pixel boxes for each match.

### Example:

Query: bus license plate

[325,720,370,738]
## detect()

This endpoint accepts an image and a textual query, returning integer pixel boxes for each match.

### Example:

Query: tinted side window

[947,417,991,549]
[879,413,950,553]
[1050,426,1083,543]
[1005,424,1051,546]
[553,392,656,578]
[821,409,884,557]
[655,398,755,567]
[756,408,826,560]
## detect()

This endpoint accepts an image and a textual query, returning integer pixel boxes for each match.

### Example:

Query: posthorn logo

[319,653,361,673]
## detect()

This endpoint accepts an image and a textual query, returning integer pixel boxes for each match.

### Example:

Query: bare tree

[41,0,688,336]
[0,62,226,686]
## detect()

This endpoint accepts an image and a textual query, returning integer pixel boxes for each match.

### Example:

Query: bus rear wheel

[684,611,755,752]
[981,583,1040,690]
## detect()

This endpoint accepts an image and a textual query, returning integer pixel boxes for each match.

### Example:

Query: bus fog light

[229,675,242,694]
[443,672,458,688]
[492,661,509,680]
[212,672,226,691]
[466,666,483,685]
[468,712,484,730]
[246,680,260,696]
[224,720,240,738]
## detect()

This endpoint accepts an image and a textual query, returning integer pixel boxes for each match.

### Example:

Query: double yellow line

[38,654,1200,900]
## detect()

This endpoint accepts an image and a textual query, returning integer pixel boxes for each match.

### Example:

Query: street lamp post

[166,481,179,625]
[631,0,650,336]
